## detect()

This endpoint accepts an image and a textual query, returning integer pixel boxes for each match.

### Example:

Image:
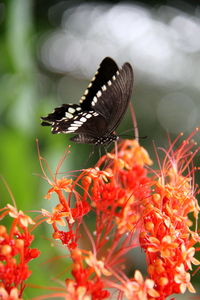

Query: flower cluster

[0,204,40,299]
[139,131,200,297]
[1,130,199,299]
[37,130,200,299]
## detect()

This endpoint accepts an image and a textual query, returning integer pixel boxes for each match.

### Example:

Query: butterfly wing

[50,111,107,134]
[91,62,133,134]
[80,57,119,110]
[44,110,109,145]
[41,103,109,140]
[41,104,82,126]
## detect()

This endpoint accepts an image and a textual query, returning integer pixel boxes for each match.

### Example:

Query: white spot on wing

[97,91,102,97]
[80,117,87,122]
[70,123,81,127]
[65,112,73,118]
[108,80,112,86]
[68,107,75,113]
[86,114,92,118]
[53,127,59,132]
[80,96,86,103]
[68,126,78,131]
[102,85,107,91]
[91,96,98,106]
[84,89,89,95]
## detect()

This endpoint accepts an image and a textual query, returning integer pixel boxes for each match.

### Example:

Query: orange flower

[0,287,21,300]
[7,204,35,227]
[181,244,200,270]
[117,139,153,167]
[85,252,111,277]
[175,264,196,293]
[124,270,159,299]
[45,178,73,200]
[41,207,69,226]
[65,281,90,300]
[148,235,178,258]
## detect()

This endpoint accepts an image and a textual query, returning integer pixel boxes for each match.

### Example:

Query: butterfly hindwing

[50,111,108,136]
[41,104,82,126]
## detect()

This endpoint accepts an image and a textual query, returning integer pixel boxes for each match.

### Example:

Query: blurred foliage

[0,0,105,296]
[0,0,67,296]
[0,0,200,297]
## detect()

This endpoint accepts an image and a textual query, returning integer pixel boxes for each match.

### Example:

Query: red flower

[0,205,40,298]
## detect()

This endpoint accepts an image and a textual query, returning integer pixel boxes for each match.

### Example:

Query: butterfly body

[71,133,118,145]
[41,57,133,145]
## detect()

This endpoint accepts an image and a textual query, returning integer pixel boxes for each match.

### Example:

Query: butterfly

[41,57,134,145]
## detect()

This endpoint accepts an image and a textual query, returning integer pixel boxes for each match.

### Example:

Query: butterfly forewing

[80,57,119,110]
[90,62,133,133]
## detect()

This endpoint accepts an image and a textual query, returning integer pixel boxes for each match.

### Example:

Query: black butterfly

[41,57,133,145]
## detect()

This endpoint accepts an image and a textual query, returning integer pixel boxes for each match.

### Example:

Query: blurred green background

[1,0,200,298]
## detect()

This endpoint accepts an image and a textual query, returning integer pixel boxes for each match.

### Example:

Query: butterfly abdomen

[71,134,118,145]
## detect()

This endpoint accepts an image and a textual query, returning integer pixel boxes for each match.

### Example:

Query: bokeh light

[39,2,200,143]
